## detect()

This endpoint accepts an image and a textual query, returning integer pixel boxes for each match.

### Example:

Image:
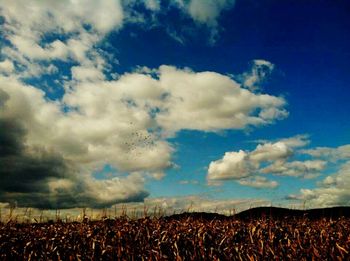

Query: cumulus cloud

[249,142,293,163]
[0,62,287,208]
[0,0,124,78]
[207,135,326,187]
[0,59,15,74]
[208,151,253,180]
[0,0,237,78]
[288,144,350,207]
[155,66,288,135]
[294,161,350,207]
[0,88,149,208]
[0,1,287,209]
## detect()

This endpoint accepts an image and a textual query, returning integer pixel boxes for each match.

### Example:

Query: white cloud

[151,172,166,180]
[261,160,326,178]
[0,59,15,74]
[208,150,253,180]
[0,1,287,208]
[0,0,238,76]
[207,135,325,187]
[71,66,105,82]
[242,60,275,91]
[238,176,278,189]
[186,0,235,26]
[301,144,350,162]
[0,63,288,207]
[249,142,292,163]
[173,0,235,42]
[285,143,350,207]
[295,161,350,207]
[278,134,310,148]
[83,172,148,206]
[114,195,269,215]
[0,0,123,78]
[155,65,287,135]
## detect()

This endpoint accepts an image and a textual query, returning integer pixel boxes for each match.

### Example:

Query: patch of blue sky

[22,60,77,100]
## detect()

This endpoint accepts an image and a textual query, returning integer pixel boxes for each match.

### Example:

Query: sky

[0,0,350,213]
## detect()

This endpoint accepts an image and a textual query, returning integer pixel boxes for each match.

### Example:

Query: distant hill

[162,211,229,221]
[164,206,350,221]
[235,206,350,220]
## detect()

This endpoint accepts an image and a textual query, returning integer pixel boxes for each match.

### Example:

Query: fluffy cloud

[0,0,237,77]
[0,0,124,78]
[0,59,15,74]
[0,63,287,208]
[249,142,292,163]
[155,66,288,134]
[261,160,326,178]
[295,161,350,207]
[288,145,350,207]
[0,1,287,209]
[207,135,326,187]
[0,87,149,208]
[208,151,253,180]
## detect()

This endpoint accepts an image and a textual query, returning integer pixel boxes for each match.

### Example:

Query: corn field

[1,214,350,260]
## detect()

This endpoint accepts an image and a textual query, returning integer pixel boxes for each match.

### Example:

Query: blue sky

[0,0,350,211]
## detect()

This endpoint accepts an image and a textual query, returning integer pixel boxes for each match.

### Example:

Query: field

[0,207,350,260]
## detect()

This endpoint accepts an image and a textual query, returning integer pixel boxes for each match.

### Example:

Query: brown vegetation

[1,212,350,260]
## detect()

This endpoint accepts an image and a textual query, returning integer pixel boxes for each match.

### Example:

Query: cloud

[208,150,253,180]
[0,59,15,74]
[207,135,325,187]
[0,0,124,78]
[260,160,326,178]
[0,62,287,208]
[186,0,235,26]
[0,118,71,208]
[155,65,288,135]
[249,142,293,163]
[114,195,269,215]
[287,144,350,207]
[238,176,278,189]
[0,0,237,78]
[0,1,287,208]
[301,144,350,162]
[71,66,106,82]
[294,161,350,207]
[242,60,275,92]
[173,0,235,42]
[0,80,152,208]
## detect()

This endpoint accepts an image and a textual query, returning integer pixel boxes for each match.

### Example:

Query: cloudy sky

[0,0,349,212]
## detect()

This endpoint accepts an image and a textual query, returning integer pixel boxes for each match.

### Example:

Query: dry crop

[0,215,350,260]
